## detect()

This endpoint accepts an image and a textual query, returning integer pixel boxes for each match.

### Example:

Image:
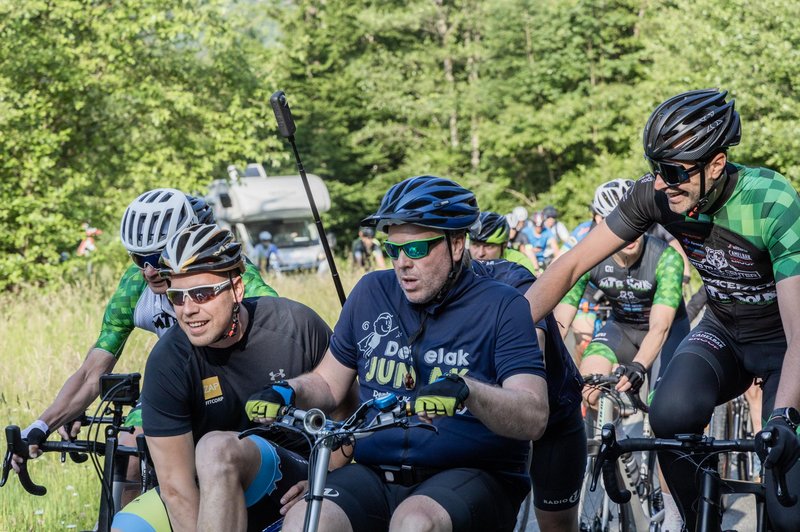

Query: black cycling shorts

[584,315,689,380]
[322,463,528,532]
[245,441,308,532]
[530,404,586,511]
[649,311,800,531]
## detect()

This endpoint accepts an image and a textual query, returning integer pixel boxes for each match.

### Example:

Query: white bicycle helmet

[592,179,634,218]
[512,206,529,224]
[120,188,196,254]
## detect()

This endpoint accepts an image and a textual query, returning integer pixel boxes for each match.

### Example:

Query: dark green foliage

[3,0,800,287]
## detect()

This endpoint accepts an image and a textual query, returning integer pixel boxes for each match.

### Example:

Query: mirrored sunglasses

[130,251,162,270]
[166,279,232,306]
[383,235,445,260]
[646,157,704,187]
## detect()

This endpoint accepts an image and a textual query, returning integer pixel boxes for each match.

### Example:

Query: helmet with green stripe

[469,212,510,245]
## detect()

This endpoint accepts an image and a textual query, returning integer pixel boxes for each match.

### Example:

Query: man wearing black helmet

[12,188,278,507]
[468,210,537,274]
[526,89,800,531]
[249,175,549,532]
[113,224,340,532]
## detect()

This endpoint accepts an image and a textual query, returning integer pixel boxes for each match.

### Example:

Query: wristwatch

[769,407,800,431]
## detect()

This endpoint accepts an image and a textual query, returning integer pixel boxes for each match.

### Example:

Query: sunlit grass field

[0,267,363,530]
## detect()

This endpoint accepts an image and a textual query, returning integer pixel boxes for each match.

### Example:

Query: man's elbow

[527,401,549,441]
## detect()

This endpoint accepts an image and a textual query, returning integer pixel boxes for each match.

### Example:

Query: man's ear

[451,232,466,261]
[233,274,245,299]
[707,152,728,181]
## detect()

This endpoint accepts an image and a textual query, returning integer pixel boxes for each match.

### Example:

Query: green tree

[0,0,285,288]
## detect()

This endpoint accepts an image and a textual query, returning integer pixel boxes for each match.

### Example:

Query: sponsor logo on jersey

[153,311,177,330]
[203,376,223,405]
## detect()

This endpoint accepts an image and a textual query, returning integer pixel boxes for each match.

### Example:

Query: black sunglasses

[130,251,162,270]
[646,157,704,187]
[166,279,232,306]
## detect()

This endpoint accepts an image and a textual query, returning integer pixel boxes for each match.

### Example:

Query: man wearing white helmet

[253,230,282,274]
[13,188,278,505]
[555,179,689,401]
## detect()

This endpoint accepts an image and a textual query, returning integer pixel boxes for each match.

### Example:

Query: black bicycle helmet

[542,206,558,220]
[643,89,741,163]
[187,195,216,225]
[469,212,510,244]
[361,175,480,233]
[159,224,245,277]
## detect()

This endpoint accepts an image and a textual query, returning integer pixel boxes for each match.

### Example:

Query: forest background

[2,0,800,289]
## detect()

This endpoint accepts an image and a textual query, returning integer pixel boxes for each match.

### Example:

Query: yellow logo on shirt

[203,376,223,401]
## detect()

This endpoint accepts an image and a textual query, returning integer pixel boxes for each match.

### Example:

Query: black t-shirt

[142,297,331,446]
[606,164,800,342]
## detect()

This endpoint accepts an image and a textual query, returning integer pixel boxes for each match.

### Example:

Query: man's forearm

[634,326,669,370]
[161,484,200,532]
[289,372,340,413]
[38,348,115,428]
[526,259,580,323]
[775,340,800,410]
[464,376,548,441]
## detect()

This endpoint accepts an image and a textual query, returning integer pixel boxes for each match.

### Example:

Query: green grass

[0,267,365,530]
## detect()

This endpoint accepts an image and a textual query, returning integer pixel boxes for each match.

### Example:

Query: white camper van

[206,163,331,272]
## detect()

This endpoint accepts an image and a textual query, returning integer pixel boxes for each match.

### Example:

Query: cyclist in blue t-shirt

[247,175,549,532]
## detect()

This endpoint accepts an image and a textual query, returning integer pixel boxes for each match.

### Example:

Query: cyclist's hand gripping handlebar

[758,429,798,507]
[1,425,47,496]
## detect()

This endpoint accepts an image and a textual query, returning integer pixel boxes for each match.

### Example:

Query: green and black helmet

[469,212,510,245]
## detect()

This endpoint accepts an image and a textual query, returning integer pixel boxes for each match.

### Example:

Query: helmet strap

[216,274,241,342]
[687,164,727,219]
[432,232,463,303]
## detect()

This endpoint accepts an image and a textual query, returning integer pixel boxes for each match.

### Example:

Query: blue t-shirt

[471,260,583,425]
[562,220,594,253]
[330,268,545,484]
[522,227,555,262]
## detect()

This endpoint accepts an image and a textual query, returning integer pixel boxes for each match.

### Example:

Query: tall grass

[0,267,366,530]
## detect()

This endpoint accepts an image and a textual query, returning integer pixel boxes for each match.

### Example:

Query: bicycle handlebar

[593,423,796,508]
[1,425,140,497]
[582,373,650,414]
[239,394,435,447]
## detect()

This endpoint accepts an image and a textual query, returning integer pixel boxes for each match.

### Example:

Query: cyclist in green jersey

[525,89,800,531]
[555,179,689,403]
[468,211,538,275]
[15,188,277,505]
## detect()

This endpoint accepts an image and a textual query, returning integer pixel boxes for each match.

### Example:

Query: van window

[248,220,320,248]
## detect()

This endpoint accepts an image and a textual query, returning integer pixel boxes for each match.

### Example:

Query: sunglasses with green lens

[383,235,445,260]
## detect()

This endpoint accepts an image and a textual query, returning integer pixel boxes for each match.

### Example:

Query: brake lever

[61,419,88,464]
[759,430,798,507]
[3,426,47,496]
[406,421,439,434]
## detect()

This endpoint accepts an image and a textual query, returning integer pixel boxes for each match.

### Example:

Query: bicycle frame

[581,374,662,531]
